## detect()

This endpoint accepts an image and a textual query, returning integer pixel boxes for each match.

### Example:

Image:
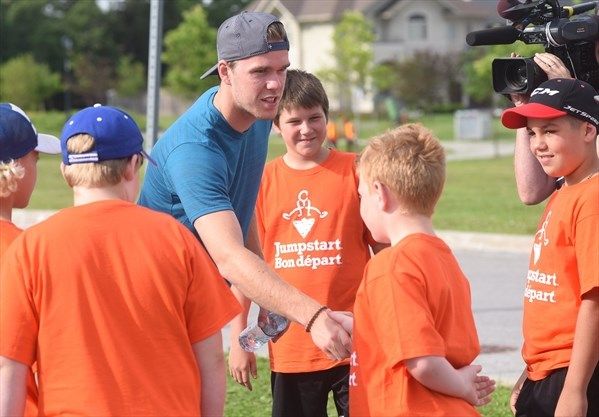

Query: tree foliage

[318,11,375,114]
[116,55,146,97]
[378,51,461,112]
[163,5,218,98]
[0,54,61,110]
[202,0,253,27]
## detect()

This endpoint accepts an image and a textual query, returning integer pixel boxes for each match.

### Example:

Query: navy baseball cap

[60,104,154,165]
[502,78,599,129]
[0,103,61,163]
[200,11,289,79]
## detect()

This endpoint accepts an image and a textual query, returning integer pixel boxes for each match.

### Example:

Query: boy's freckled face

[277,105,327,160]
[526,116,589,179]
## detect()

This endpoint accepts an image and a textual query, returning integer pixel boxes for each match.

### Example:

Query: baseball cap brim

[200,63,218,80]
[35,133,61,155]
[501,103,568,129]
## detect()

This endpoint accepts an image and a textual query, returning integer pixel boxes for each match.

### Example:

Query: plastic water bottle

[238,310,289,352]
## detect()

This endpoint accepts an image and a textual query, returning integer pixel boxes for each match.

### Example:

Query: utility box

[454,110,492,141]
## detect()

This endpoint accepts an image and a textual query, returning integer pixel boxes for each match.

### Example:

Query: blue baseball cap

[60,104,154,165]
[0,103,61,163]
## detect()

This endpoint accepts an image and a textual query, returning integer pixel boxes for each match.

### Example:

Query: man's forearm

[514,128,556,205]
[218,247,320,326]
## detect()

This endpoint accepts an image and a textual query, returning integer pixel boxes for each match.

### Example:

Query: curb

[13,210,532,254]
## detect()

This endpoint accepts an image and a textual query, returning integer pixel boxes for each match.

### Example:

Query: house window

[408,14,427,40]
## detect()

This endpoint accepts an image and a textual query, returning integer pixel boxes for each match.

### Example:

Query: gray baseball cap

[200,11,289,79]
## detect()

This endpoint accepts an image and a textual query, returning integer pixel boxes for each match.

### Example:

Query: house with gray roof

[248,0,503,112]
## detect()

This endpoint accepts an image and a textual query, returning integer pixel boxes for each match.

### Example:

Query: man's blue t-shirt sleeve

[163,141,233,226]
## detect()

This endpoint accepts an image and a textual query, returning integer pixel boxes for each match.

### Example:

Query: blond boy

[347,124,495,416]
[0,105,241,416]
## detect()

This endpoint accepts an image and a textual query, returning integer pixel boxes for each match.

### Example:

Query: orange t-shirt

[343,121,356,141]
[326,120,338,142]
[0,200,241,416]
[0,218,21,256]
[350,234,481,417]
[256,150,372,373]
[0,219,38,416]
[522,177,599,380]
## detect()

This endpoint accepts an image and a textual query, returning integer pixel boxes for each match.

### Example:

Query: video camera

[466,0,599,94]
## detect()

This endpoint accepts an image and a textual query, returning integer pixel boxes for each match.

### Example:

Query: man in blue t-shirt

[139,11,351,385]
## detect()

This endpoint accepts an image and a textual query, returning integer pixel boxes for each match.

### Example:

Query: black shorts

[271,365,349,417]
[515,364,599,417]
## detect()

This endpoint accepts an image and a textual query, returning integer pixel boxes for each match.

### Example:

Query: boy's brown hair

[62,134,141,188]
[359,123,446,216]
[274,69,329,126]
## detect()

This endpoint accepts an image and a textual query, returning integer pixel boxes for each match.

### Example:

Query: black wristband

[305,306,328,332]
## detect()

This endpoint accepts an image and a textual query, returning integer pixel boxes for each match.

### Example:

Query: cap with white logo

[501,78,599,129]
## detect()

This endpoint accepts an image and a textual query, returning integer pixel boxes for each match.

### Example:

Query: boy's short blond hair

[0,160,25,197]
[359,123,446,216]
[62,134,135,187]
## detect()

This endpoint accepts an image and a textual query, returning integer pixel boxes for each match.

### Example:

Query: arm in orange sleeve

[555,288,599,417]
[405,356,495,407]
[0,356,28,416]
[193,331,226,417]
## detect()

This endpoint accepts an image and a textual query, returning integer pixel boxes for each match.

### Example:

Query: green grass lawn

[30,151,543,235]
[225,356,512,417]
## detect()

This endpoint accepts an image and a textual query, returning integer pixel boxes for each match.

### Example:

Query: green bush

[0,54,61,110]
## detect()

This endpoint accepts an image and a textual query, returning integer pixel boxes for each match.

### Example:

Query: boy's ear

[583,122,598,142]
[59,162,67,182]
[123,155,139,182]
[372,181,390,211]
[273,123,281,134]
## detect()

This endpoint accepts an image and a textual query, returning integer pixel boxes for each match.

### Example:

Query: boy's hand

[309,313,352,360]
[228,344,257,391]
[510,370,527,415]
[555,387,587,417]
[326,310,353,334]
[456,364,495,406]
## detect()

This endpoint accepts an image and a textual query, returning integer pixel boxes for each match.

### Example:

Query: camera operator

[513,38,599,204]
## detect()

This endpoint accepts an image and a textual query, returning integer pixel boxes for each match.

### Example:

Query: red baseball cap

[501,78,599,129]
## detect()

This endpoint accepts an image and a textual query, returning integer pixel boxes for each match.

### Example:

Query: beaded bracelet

[305,306,328,332]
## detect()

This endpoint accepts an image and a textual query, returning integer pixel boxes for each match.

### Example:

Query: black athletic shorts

[515,363,599,417]
[271,364,349,417]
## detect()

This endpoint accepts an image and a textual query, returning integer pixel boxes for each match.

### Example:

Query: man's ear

[217,61,231,85]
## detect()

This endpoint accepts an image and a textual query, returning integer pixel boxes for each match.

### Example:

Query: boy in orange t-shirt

[345,123,495,416]
[0,105,241,416]
[0,103,61,416]
[501,78,599,417]
[0,103,61,256]
[228,70,382,417]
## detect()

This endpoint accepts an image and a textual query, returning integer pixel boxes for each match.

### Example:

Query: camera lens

[505,61,528,90]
